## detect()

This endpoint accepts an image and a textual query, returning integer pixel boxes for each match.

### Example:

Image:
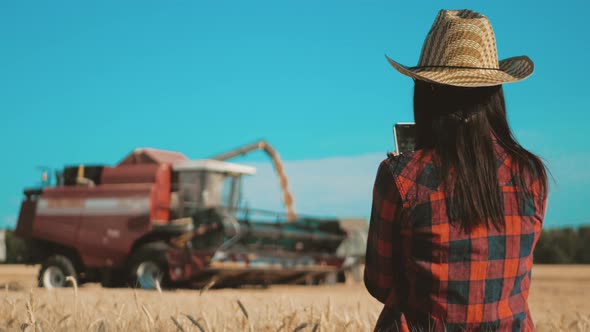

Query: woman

[364,9,548,332]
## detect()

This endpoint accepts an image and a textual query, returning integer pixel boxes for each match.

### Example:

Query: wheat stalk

[97,320,107,332]
[155,279,162,294]
[141,304,155,326]
[65,276,78,317]
[170,316,185,332]
[203,314,212,332]
[311,322,320,332]
[57,314,70,326]
[292,322,308,332]
[200,276,218,296]
[132,289,140,312]
[183,313,206,332]
[25,290,36,331]
[237,300,249,319]
[65,276,78,298]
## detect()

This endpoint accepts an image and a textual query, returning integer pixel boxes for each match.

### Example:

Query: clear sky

[0,1,588,228]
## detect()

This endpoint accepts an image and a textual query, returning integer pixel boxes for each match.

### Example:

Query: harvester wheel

[128,242,169,289]
[38,255,77,289]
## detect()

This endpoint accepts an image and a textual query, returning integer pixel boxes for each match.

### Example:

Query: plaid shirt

[364,145,547,332]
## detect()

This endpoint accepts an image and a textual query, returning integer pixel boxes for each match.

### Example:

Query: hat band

[411,65,503,71]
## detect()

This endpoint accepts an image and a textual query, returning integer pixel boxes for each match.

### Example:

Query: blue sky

[0,1,588,228]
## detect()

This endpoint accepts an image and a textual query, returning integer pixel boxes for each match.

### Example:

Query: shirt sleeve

[364,159,405,307]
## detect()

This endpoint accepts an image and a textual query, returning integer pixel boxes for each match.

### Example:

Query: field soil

[0,265,588,331]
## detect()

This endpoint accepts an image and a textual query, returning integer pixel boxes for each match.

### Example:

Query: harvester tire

[127,242,169,289]
[38,255,77,289]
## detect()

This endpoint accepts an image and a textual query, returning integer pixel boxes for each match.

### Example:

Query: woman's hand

[387,151,399,158]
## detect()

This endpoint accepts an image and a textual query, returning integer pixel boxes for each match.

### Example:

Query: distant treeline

[2,227,589,264]
[534,226,590,264]
[2,230,28,263]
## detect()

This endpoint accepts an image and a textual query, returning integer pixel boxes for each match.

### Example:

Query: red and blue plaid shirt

[364,144,547,332]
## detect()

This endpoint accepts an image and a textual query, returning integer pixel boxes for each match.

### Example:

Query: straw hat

[386,9,534,87]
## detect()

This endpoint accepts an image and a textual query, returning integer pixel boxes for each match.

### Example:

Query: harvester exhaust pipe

[211,140,297,222]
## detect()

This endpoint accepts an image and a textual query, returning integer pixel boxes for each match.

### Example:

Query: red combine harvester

[14,141,354,289]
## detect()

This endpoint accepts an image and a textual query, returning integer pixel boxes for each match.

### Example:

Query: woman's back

[365,143,546,331]
[366,9,548,331]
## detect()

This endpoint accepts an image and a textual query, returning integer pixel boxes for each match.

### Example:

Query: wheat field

[0,265,588,332]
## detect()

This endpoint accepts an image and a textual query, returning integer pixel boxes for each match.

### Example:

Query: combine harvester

[15,141,360,289]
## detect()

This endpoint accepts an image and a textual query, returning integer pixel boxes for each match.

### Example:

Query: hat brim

[385,55,534,87]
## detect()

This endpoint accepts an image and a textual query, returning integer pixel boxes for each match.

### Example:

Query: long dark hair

[413,80,547,231]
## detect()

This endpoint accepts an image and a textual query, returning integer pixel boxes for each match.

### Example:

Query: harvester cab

[166,160,255,250]
[171,160,255,218]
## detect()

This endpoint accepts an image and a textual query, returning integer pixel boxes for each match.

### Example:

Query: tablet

[393,122,416,154]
